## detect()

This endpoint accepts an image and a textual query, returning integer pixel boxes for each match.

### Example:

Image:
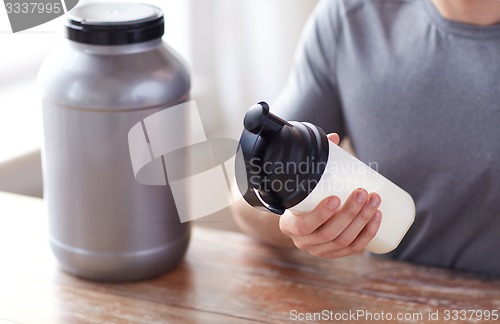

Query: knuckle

[310,249,327,258]
[333,236,351,249]
[350,244,365,253]
[280,215,306,237]
[278,217,288,234]
[318,207,334,222]
[309,250,321,257]
[358,210,374,223]
[345,247,359,256]
[343,204,359,220]
[290,221,307,236]
[366,227,379,238]
[316,229,334,242]
[293,240,309,250]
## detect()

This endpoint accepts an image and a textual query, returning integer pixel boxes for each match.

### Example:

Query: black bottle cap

[65,3,164,46]
[235,102,329,215]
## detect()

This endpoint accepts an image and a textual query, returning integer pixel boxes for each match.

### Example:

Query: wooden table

[0,191,499,324]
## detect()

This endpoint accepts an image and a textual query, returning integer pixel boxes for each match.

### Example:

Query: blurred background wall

[0,0,317,228]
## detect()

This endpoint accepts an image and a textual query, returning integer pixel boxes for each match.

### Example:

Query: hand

[278,133,382,258]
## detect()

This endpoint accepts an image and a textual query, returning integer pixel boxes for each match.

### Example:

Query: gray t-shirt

[273,0,500,276]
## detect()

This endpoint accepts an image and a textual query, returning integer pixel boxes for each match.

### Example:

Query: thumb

[327,133,341,145]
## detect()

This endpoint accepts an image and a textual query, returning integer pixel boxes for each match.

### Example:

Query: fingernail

[368,194,380,207]
[327,197,340,210]
[355,189,367,203]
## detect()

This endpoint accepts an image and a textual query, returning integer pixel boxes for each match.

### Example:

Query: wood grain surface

[0,192,499,324]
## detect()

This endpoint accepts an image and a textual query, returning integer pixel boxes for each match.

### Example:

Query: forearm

[231,198,295,249]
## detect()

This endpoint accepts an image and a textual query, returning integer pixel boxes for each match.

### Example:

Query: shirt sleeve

[271,0,345,138]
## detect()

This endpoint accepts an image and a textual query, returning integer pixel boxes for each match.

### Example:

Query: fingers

[279,188,383,259]
[279,196,341,237]
[307,208,382,259]
[327,133,340,145]
[309,189,369,245]
[346,210,382,253]
[330,193,381,247]
[311,211,382,258]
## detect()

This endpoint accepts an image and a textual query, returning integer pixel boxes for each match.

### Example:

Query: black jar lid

[65,3,164,46]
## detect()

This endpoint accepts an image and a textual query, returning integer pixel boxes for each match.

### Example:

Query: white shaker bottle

[235,102,415,253]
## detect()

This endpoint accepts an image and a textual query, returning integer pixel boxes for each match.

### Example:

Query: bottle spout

[243,102,292,135]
